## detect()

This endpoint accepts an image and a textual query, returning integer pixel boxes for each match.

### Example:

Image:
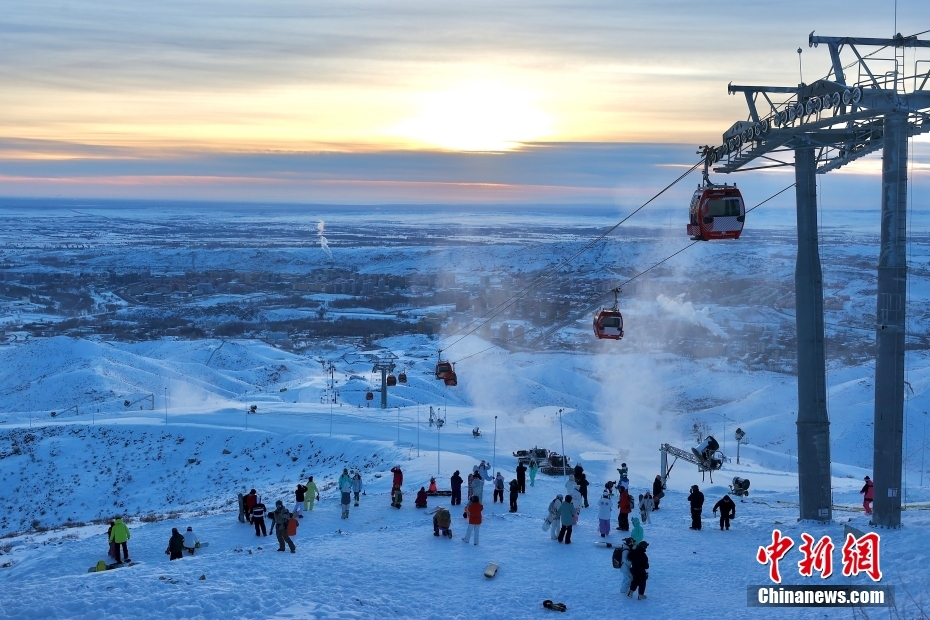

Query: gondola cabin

[386,373,397,387]
[687,185,744,241]
[444,371,458,387]
[593,309,624,340]
[435,361,453,380]
[398,371,407,383]
[365,390,374,401]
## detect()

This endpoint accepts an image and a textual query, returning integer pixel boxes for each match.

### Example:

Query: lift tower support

[710,32,930,526]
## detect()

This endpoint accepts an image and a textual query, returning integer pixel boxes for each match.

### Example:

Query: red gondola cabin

[687,185,744,240]
[435,361,453,380]
[386,374,397,387]
[593,309,624,340]
[444,372,458,387]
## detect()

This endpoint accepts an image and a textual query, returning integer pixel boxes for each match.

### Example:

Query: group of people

[165,526,201,560]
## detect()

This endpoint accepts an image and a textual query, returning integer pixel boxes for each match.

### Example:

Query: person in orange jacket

[462,495,483,545]
[617,486,633,531]
[286,511,299,537]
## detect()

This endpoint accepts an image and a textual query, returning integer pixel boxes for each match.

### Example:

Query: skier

[557,495,576,544]
[860,476,874,515]
[462,495,483,545]
[688,484,705,530]
[166,528,184,561]
[391,466,404,489]
[109,516,131,564]
[392,486,403,509]
[641,491,653,523]
[545,494,563,540]
[578,472,590,508]
[627,541,650,600]
[508,478,520,513]
[472,470,485,504]
[450,470,464,506]
[293,483,307,518]
[305,476,319,511]
[652,475,664,510]
[477,460,493,481]
[352,472,363,507]
[631,516,644,545]
[182,526,200,555]
[251,501,268,536]
[597,490,612,537]
[712,494,736,530]
[428,476,437,493]
[432,506,453,538]
[516,462,527,493]
[529,460,539,487]
[273,501,296,553]
[415,487,429,508]
[493,472,505,503]
[617,487,633,531]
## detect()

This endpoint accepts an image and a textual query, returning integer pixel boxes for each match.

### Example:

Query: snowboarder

[516,462,527,493]
[392,486,403,509]
[652,475,664,510]
[478,460,493,482]
[294,483,307,518]
[352,472,363,507]
[415,487,429,508]
[305,477,319,511]
[712,494,736,530]
[450,470,464,506]
[472,471,485,504]
[640,491,653,523]
[597,490,612,537]
[545,494,563,540]
[631,516,644,545]
[462,496,483,545]
[493,472,505,503]
[529,460,539,487]
[627,541,650,600]
[557,495,575,544]
[182,526,200,555]
[432,506,453,537]
[614,537,636,593]
[617,487,633,531]
[578,473,590,508]
[109,516,131,564]
[273,501,296,553]
[391,466,404,489]
[861,476,874,515]
[428,476,437,493]
[508,478,520,513]
[688,485,705,530]
[251,501,268,536]
[166,528,184,561]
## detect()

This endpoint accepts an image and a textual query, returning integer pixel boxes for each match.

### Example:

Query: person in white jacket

[182,526,200,555]
[545,494,563,540]
[472,474,485,503]
[564,475,579,497]
[597,491,613,537]
[351,472,363,507]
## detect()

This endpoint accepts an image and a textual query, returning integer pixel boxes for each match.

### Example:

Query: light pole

[708,412,734,455]
[437,414,445,475]
[328,362,335,436]
[492,415,498,473]
[922,411,927,487]
[558,408,566,479]
[164,387,168,425]
[417,403,420,457]
[397,407,400,446]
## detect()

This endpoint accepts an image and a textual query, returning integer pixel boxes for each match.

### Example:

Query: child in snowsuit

[493,473,505,503]
[392,486,403,509]
[433,507,453,538]
[428,477,437,493]
[546,495,563,540]
[597,491,612,537]
[861,476,874,515]
[463,496,483,545]
[352,473,363,507]
[508,478,520,513]
[627,541,650,599]
[712,494,736,530]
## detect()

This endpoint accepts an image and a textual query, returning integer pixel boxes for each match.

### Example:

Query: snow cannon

[729,476,750,497]
[692,436,720,463]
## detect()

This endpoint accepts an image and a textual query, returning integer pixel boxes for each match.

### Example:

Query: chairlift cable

[439,158,704,353]
[450,182,797,365]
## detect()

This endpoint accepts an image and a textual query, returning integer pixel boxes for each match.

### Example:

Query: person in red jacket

[415,487,428,508]
[391,466,403,489]
[462,495,483,545]
[244,489,258,524]
[860,476,874,515]
[617,487,633,531]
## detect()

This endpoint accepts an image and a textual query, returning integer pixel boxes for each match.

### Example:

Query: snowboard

[186,542,209,550]
[543,600,567,612]
[484,562,499,578]
[88,561,137,573]
[594,541,616,548]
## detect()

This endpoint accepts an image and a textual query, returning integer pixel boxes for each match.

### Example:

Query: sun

[392,82,552,151]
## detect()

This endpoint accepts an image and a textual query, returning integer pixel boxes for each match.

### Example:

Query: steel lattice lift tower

[707,32,930,527]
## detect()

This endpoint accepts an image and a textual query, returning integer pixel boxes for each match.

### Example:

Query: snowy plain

[0,200,929,619]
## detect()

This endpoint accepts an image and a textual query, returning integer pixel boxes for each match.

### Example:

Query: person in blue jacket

[557,495,576,544]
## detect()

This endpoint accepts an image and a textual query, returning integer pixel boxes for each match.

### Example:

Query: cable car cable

[450,181,798,365]
[439,158,705,353]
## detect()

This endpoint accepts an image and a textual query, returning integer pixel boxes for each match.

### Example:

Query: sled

[88,561,137,573]
[425,490,453,497]
[484,562,499,578]
[543,600,567,612]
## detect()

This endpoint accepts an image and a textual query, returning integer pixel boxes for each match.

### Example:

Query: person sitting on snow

[428,477,438,493]
[415,487,428,508]
[432,507,453,538]
[182,526,200,555]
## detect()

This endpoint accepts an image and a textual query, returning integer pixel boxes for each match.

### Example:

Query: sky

[1,0,928,204]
